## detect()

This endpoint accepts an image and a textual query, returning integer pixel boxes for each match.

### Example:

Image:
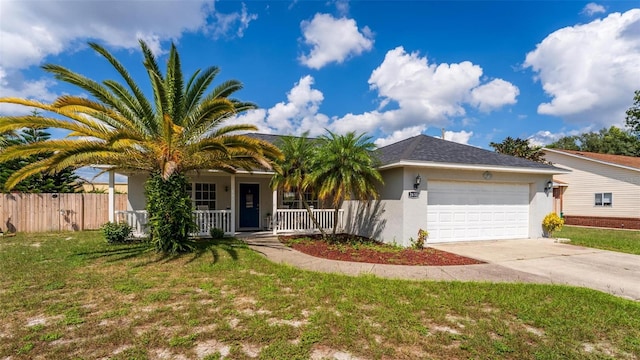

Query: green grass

[1,231,639,359]
[558,225,640,255]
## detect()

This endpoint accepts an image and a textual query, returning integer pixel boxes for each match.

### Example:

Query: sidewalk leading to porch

[240,234,551,284]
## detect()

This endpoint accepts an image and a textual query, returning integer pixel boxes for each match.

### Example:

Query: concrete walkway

[243,235,639,301]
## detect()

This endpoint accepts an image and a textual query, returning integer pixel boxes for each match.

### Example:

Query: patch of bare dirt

[280,234,483,266]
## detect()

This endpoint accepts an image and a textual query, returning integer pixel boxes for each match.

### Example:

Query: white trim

[206,169,275,176]
[543,148,640,173]
[230,175,236,233]
[272,189,278,235]
[108,170,115,222]
[378,160,569,174]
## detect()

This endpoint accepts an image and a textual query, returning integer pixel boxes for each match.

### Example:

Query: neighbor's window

[189,183,216,210]
[594,192,612,207]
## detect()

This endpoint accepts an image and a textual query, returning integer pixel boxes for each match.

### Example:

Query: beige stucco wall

[345,166,554,246]
[544,152,640,218]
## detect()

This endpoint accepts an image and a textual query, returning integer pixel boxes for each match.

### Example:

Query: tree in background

[625,90,640,137]
[0,123,81,193]
[489,136,547,163]
[547,126,640,156]
[0,41,281,253]
[309,131,383,237]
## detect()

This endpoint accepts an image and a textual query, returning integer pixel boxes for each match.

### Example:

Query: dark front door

[239,183,260,228]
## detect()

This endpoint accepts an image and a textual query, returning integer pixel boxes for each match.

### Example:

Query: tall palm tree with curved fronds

[309,131,383,237]
[270,133,325,235]
[0,41,282,252]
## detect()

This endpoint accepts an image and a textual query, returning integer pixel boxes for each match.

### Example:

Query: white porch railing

[274,209,344,233]
[115,210,148,237]
[192,210,232,235]
[115,210,232,237]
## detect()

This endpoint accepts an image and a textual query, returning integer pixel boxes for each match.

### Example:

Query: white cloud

[0,67,58,115]
[0,0,256,107]
[0,0,216,71]
[299,13,374,69]
[335,46,518,135]
[582,3,606,16]
[524,9,640,127]
[470,79,519,112]
[209,3,258,39]
[335,0,350,16]
[444,130,474,145]
[527,130,565,147]
[238,46,517,147]
[527,125,595,147]
[232,75,329,136]
[374,125,426,147]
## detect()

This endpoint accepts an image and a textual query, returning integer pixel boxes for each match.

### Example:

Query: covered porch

[105,170,344,237]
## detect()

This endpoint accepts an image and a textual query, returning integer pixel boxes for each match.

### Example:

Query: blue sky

[1,1,639,180]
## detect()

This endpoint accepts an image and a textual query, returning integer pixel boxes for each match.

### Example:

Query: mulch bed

[279,234,484,266]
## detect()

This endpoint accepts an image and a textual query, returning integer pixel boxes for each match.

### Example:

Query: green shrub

[210,227,225,239]
[542,212,564,238]
[102,222,133,243]
[145,172,196,253]
[410,229,429,249]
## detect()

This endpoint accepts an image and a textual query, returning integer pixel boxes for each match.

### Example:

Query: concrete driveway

[431,238,640,301]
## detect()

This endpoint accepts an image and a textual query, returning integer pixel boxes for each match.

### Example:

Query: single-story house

[344,135,566,245]
[543,148,640,230]
[110,134,566,245]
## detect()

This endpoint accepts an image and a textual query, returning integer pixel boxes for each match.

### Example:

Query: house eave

[378,160,569,175]
[543,148,640,173]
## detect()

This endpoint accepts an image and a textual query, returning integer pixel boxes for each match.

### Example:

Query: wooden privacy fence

[0,193,127,233]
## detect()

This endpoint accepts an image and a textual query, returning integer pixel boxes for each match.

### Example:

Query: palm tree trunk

[297,190,325,237]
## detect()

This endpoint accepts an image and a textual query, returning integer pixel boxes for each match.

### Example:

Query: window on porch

[188,183,216,210]
[282,188,319,209]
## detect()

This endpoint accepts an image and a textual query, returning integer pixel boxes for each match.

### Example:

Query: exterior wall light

[545,180,553,193]
[414,175,422,190]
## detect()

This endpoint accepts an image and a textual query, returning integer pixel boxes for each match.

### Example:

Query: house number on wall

[408,191,419,199]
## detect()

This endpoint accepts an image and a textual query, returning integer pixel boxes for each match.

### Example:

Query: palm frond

[89,42,155,123]
[165,43,185,126]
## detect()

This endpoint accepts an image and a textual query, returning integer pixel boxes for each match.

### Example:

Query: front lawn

[558,225,640,255]
[1,232,639,359]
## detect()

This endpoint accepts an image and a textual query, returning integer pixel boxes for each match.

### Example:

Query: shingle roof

[246,133,561,171]
[376,134,558,170]
[244,133,286,144]
[545,149,640,170]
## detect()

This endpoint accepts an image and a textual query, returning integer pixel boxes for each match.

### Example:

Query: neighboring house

[81,182,128,194]
[113,134,566,245]
[543,148,640,230]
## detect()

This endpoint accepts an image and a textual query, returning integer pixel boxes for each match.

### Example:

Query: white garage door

[427,181,529,243]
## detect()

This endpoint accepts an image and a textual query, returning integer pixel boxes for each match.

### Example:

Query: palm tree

[0,41,282,252]
[309,131,383,237]
[270,133,325,235]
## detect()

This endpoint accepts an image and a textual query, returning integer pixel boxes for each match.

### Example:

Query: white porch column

[272,188,278,235]
[230,174,236,234]
[108,170,115,222]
